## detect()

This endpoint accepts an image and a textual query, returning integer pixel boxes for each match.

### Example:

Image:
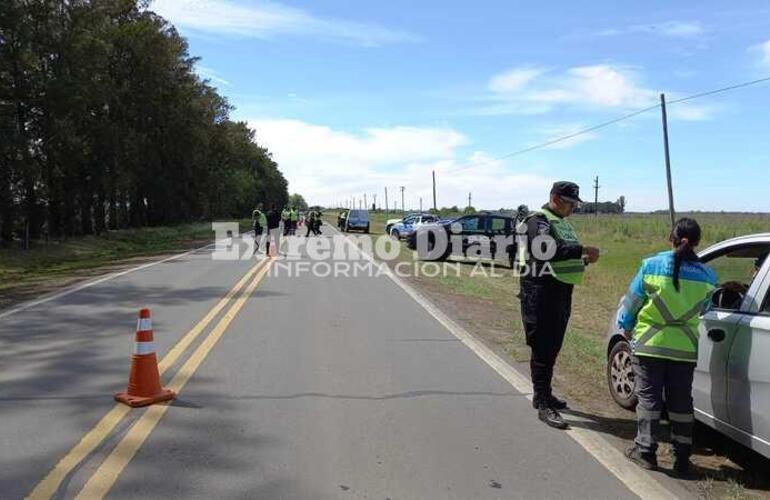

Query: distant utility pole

[364,193,367,209]
[660,93,676,228]
[384,187,389,215]
[400,186,405,213]
[432,170,437,211]
[468,192,472,209]
[373,194,377,210]
[593,176,600,217]
[419,197,423,212]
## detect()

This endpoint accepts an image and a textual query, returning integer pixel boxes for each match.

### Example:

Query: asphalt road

[1,225,652,499]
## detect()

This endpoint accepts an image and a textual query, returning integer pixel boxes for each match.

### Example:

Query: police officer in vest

[518,181,600,429]
[619,218,716,476]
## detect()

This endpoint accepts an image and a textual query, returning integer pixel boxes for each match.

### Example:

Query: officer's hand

[584,246,600,264]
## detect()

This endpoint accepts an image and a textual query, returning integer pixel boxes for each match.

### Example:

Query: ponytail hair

[670,218,702,291]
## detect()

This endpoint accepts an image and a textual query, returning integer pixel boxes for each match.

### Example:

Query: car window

[703,246,769,311]
[459,216,483,232]
[489,217,508,235]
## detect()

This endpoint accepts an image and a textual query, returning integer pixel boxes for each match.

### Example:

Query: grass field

[327,209,770,498]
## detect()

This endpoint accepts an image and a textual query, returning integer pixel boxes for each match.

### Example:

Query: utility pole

[432,170,437,211]
[419,197,423,212]
[385,187,389,215]
[400,186,405,214]
[468,192,472,210]
[660,93,676,228]
[364,193,367,209]
[593,176,600,217]
[373,193,377,211]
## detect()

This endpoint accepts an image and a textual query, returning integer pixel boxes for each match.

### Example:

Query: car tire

[391,229,400,240]
[607,340,637,410]
[365,224,370,234]
[385,224,392,234]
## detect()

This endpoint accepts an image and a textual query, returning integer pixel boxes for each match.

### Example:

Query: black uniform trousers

[520,276,573,406]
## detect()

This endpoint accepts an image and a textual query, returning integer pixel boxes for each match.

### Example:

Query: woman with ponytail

[617,218,716,477]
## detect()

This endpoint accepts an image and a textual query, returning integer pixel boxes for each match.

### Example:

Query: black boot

[624,446,658,471]
[548,394,568,410]
[531,394,567,410]
[537,403,568,430]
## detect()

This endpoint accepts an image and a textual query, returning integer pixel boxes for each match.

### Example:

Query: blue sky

[151,0,770,211]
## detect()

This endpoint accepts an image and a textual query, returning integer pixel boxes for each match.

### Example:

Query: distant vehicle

[407,212,516,267]
[606,233,770,459]
[389,214,439,239]
[344,209,370,233]
[385,212,422,234]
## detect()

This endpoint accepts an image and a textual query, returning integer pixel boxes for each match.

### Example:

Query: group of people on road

[518,181,715,478]
[251,204,324,255]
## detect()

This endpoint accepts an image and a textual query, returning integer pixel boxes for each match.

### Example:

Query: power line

[445,75,770,174]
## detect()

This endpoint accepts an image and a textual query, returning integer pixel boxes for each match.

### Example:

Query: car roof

[699,233,770,259]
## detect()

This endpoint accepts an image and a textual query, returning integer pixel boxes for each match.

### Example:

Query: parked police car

[407,212,517,267]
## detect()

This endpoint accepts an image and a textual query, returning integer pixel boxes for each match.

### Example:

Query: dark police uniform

[518,182,586,427]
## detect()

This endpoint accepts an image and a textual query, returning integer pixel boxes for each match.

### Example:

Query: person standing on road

[289,207,299,235]
[305,210,316,237]
[313,209,322,235]
[517,181,600,429]
[252,204,266,254]
[281,206,290,236]
[265,204,282,256]
[619,218,716,477]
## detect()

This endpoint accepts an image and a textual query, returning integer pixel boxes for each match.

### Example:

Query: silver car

[606,233,770,459]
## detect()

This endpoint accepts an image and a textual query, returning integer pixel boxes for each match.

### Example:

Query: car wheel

[385,224,392,234]
[365,224,370,234]
[608,340,637,410]
[391,229,400,240]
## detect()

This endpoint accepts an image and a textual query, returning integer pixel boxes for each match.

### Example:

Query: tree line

[0,0,288,246]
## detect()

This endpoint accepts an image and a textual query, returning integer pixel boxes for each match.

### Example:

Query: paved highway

[0,224,676,499]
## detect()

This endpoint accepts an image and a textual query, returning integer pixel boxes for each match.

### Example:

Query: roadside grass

[0,219,251,306]
[326,209,770,497]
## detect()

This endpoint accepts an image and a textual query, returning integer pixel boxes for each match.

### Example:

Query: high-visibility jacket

[281,209,289,220]
[618,250,716,362]
[518,207,585,285]
[289,209,298,221]
[252,209,266,227]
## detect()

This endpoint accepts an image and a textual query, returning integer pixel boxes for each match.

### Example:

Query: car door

[694,245,768,426]
[725,256,770,456]
[455,215,487,257]
[487,216,511,263]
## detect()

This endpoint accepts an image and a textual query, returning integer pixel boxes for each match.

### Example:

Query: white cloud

[488,67,545,93]
[150,0,419,46]
[597,21,705,39]
[195,65,230,87]
[481,64,712,121]
[754,39,770,68]
[484,64,656,113]
[248,118,554,209]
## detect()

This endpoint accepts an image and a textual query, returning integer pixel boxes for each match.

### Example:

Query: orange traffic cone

[114,308,175,407]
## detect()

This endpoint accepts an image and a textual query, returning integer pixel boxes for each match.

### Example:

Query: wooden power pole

[432,170,437,211]
[593,176,600,217]
[400,186,405,213]
[660,93,676,228]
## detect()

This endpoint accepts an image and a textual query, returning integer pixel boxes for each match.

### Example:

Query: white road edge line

[327,222,678,500]
[0,234,239,321]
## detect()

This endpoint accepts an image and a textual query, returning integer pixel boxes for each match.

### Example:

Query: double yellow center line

[28,255,274,499]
